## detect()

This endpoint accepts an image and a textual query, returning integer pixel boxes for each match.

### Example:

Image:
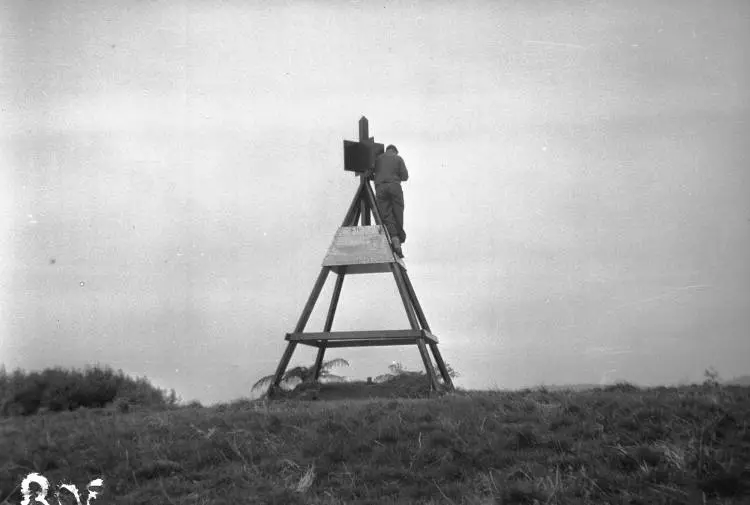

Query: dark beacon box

[343,140,384,173]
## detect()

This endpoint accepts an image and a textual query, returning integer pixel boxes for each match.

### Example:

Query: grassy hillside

[1,378,749,504]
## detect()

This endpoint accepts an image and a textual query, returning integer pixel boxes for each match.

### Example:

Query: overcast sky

[1,0,748,404]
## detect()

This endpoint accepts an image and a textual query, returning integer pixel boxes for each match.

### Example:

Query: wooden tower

[267,117,454,398]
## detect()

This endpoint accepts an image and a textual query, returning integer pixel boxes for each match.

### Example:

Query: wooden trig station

[267,117,454,397]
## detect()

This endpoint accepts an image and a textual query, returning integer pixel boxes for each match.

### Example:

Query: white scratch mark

[613,284,711,311]
[524,40,587,50]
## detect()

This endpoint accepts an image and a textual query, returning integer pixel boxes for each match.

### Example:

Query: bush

[0,365,179,417]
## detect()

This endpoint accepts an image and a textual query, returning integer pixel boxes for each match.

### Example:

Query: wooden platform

[322,225,405,274]
[286,329,439,348]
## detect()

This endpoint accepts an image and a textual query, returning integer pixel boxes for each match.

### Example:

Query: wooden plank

[323,339,418,348]
[323,226,396,267]
[287,329,423,341]
[331,263,391,275]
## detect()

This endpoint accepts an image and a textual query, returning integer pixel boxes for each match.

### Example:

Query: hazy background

[1,0,748,404]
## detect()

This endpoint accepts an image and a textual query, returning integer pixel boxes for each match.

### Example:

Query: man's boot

[392,236,404,258]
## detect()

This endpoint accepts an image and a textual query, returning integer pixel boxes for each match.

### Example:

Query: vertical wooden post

[358,117,372,226]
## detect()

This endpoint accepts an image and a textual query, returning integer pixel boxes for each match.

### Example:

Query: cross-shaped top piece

[343,116,384,174]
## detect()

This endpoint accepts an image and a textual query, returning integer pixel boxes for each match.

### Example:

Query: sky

[1,0,748,405]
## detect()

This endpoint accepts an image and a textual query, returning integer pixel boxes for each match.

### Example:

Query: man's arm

[399,157,409,182]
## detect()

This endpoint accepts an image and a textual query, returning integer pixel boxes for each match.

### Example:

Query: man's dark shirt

[373,151,408,184]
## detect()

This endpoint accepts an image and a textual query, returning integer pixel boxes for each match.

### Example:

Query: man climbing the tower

[370,144,409,258]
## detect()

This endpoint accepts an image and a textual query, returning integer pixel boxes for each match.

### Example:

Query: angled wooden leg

[360,179,371,225]
[342,182,365,226]
[428,342,454,390]
[268,267,330,399]
[402,269,454,390]
[390,263,439,390]
[323,273,346,332]
[312,345,327,381]
[294,267,331,333]
[364,181,381,222]
[269,342,297,397]
[313,272,346,380]
[401,269,429,330]
[351,205,362,228]
[390,263,420,330]
[364,181,391,239]
[416,339,440,392]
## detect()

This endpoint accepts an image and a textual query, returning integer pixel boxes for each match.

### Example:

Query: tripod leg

[416,338,440,392]
[428,342,454,390]
[401,269,454,389]
[267,267,330,399]
[313,272,345,381]
[312,345,327,381]
[268,342,297,398]
[390,263,439,390]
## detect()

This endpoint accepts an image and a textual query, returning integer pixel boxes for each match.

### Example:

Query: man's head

[386,144,398,154]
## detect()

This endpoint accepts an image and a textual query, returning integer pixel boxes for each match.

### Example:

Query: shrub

[0,365,179,417]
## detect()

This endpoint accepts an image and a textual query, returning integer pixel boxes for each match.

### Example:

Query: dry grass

[1,380,749,504]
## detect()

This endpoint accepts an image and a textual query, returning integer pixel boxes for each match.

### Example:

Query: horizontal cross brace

[286,329,438,344]
[329,263,393,275]
[299,338,421,348]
